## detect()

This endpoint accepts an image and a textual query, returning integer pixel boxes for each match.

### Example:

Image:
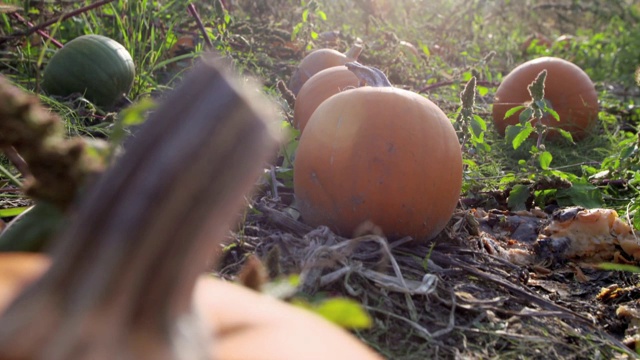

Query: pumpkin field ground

[1,1,640,359]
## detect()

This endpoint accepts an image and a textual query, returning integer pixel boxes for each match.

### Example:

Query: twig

[1,146,31,180]
[269,165,279,200]
[0,163,21,188]
[187,3,214,50]
[0,0,116,45]
[0,188,22,193]
[364,306,440,341]
[255,201,314,236]
[446,257,636,357]
[10,13,63,48]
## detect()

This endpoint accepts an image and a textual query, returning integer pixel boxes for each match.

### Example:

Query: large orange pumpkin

[294,63,462,241]
[492,57,599,140]
[293,66,359,133]
[0,253,382,360]
[288,44,362,95]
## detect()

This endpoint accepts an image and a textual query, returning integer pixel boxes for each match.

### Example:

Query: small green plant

[291,0,328,47]
[503,69,573,171]
[456,76,490,153]
[500,70,607,211]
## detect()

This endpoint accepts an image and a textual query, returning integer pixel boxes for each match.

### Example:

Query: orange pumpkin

[293,66,359,133]
[0,253,383,360]
[288,44,363,95]
[168,35,197,58]
[492,57,599,140]
[294,63,462,241]
[167,34,198,71]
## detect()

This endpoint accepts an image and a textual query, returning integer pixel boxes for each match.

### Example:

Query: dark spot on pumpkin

[351,195,365,206]
[387,142,396,153]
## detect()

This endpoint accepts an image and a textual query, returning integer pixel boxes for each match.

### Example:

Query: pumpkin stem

[0,55,280,359]
[344,43,364,61]
[345,62,392,87]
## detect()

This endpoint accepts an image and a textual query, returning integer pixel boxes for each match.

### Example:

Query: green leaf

[316,10,327,21]
[518,107,533,123]
[0,206,30,218]
[545,106,560,122]
[556,128,574,143]
[472,115,487,130]
[111,97,157,144]
[534,188,557,205]
[477,86,488,96]
[470,115,486,138]
[504,105,525,119]
[499,173,517,184]
[556,182,604,208]
[463,159,478,169]
[549,169,578,182]
[421,44,431,57]
[302,9,309,22]
[279,121,300,168]
[475,141,491,152]
[291,22,303,40]
[620,143,638,159]
[262,275,300,299]
[504,124,521,144]
[508,184,531,211]
[310,31,318,39]
[295,298,372,330]
[598,263,640,273]
[512,123,534,149]
[538,151,553,170]
[0,201,65,252]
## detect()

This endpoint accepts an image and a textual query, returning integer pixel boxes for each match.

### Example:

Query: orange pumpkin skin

[0,253,383,360]
[294,87,462,241]
[293,66,359,133]
[288,47,361,95]
[492,57,599,140]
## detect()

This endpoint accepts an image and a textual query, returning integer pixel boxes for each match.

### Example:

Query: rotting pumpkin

[294,62,463,242]
[293,65,360,133]
[288,43,363,96]
[42,34,135,108]
[492,57,599,140]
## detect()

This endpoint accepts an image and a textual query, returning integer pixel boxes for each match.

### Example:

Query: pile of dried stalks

[220,197,639,359]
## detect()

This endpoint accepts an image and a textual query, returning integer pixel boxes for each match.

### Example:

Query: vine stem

[187,3,215,50]
[0,146,29,185]
[10,13,63,48]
